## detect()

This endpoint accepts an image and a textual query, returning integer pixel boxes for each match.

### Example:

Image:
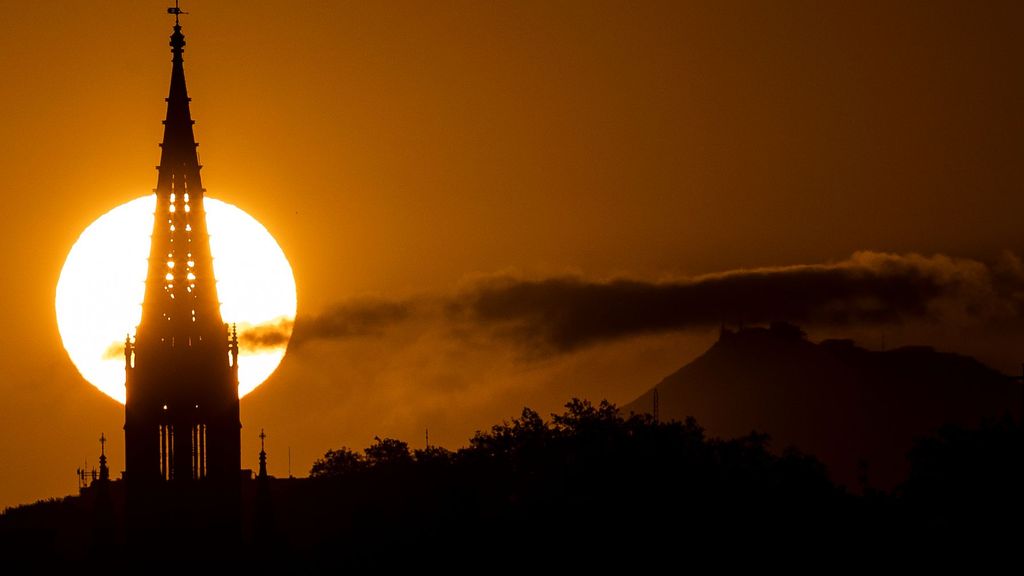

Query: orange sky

[1,1,1022,509]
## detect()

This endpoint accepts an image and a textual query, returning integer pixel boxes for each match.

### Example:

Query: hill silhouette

[625,322,1022,490]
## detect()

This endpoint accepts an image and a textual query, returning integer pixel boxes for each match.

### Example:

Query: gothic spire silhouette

[124,13,241,488]
[141,16,221,334]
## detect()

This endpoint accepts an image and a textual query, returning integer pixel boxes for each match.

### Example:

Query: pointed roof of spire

[158,17,202,190]
[138,10,224,339]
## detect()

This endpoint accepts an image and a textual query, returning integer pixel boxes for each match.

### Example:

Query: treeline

[278,399,1015,561]
[269,399,837,562]
[310,398,836,506]
[310,398,840,529]
[1,399,1019,566]
[269,400,1019,564]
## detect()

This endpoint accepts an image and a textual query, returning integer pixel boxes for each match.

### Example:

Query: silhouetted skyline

[3,398,1020,565]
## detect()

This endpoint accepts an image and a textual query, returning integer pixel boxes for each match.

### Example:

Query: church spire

[124,8,240,489]
[138,10,222,340]
[159,10,199,193]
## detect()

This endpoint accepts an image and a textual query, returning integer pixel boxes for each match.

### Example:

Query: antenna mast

[652,388,660,423]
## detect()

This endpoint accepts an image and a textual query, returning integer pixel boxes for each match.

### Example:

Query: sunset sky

[1,0,1021,508]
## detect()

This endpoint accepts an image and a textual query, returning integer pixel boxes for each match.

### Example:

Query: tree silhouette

[364,437,412,468]
[468,407,550,463]
[309,447,365,479]
[551,398,620,433]
[413,445,453,465]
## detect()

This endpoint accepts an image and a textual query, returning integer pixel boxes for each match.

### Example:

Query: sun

[56,195,297,403]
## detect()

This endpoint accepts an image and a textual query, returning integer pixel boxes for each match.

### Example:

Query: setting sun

[55,195,297,403]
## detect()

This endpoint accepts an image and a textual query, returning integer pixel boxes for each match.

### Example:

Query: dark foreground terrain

[2,399,1020,568]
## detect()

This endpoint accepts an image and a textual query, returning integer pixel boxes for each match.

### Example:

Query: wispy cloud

[242,252,1024,357]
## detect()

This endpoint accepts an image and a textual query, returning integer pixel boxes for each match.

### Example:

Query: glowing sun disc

[56,195,297,403]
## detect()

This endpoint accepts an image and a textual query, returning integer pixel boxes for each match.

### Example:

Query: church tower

[124,12,241,488]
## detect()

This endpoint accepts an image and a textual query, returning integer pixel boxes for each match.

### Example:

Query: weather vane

[167,1,188,25]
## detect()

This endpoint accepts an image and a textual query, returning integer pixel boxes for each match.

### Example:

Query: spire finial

[167,2,189,61]
[168,1,188,26]
[230,323,240,367]
[258,429,269,480]
[124,333,133,369]
[98,433,110,482]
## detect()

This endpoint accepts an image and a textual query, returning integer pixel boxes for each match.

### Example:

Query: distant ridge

[625,322,1022,490]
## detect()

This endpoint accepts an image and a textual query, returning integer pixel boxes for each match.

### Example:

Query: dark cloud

[452,251,1021,354]
[101,299,416,359]
[247,252,1024,357]
[240,298,415,350]
[239,319,295,348]
[296,298,414,343]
